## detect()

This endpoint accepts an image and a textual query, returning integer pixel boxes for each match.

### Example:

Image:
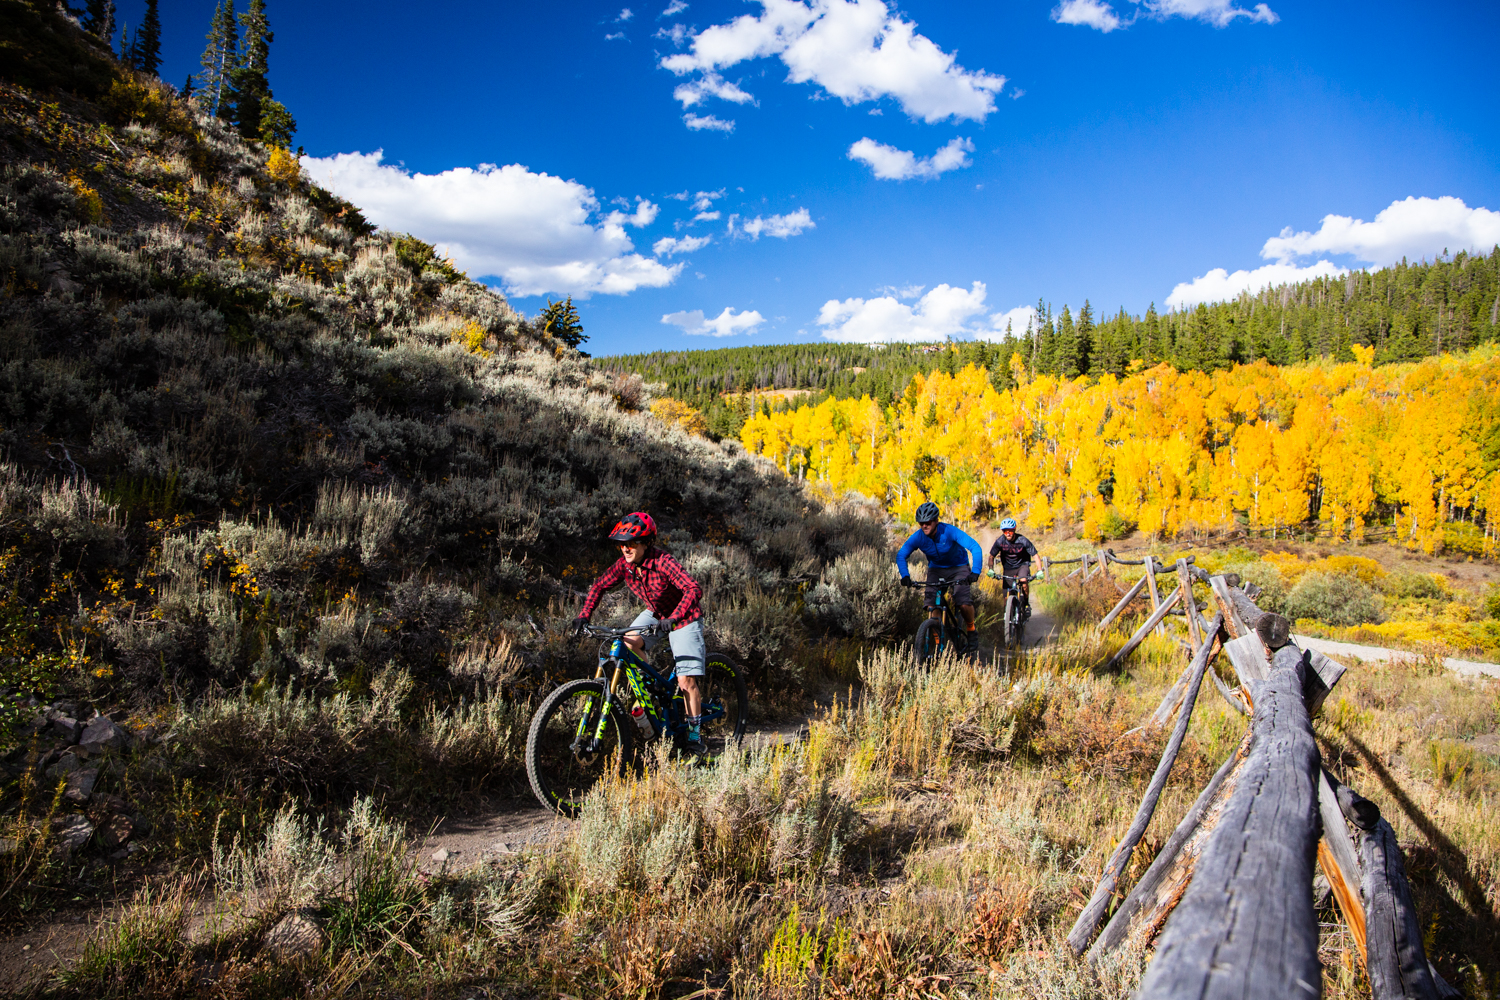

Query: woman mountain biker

[988,517,1039,619]
[895,501,985,654]
[572,512,709,757]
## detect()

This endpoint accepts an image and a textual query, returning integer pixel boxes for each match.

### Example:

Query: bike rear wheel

[526,678,633,817]
[701,653,749,753]
[914,618,945,665]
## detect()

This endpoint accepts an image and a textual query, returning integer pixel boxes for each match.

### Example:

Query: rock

[99,814,134,850]
[53,814,93,855]
[63,768,99,804]
[46,751,82,780]
[51,717,82,742]
[89,792,128,819]
[262,912,324,960]
[80,717,129,754]
[430,847,449,863]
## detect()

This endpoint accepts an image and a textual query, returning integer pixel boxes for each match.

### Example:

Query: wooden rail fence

[1055,551,1464,1000]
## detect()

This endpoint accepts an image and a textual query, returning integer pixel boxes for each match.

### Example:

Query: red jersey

[580,547,703,627]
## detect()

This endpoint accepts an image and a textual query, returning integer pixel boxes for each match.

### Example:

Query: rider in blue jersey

[895,501,986,654]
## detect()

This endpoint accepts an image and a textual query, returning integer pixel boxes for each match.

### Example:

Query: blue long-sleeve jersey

[895,522,984,578]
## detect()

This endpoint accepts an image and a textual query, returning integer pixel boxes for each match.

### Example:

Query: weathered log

[1211,661,1250,716]
[1362,815,1461,1000]
[1209,574,1253,638]
[1086,740,1248,965]
[1068,613,1225,956]
[1135,643,1322,1000]
[1097,573,1151,633]
[1179,558,1203,651]
[1144,557,1165,637]
[1317,769,1367,967]
[1103,586,1182,671]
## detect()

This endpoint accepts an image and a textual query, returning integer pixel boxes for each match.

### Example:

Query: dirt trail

[1293,633,1500,680]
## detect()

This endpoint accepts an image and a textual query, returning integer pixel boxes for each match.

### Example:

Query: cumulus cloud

[981,304,1041,340]
[654,234,712,256]
[692,190,725,210]
[663,306,766,336]
[1056,0,1277,32]
[1261,196,1500,268]
[848,136,973,180]
[1169,195,1500,309]
[301,150,681,298]
[818,281,988,342]
[729,208,815,239]
[674,72,756,108]
[1166,261,1345,310]
[661,0,1006,123]
[1052,0,1122,31]
[661,0,688,14]
[684,113,735,131]
[657,22,690,45]
[694,210,722,222]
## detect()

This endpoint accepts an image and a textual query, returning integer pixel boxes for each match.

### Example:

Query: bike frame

[576,625,726,749]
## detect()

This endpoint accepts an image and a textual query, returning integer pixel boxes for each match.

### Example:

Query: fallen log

[1361,814,1462,1000]
[1067,613,1225,956]
[1135,642,1322,1000]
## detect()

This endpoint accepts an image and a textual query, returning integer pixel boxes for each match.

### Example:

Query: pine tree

[117,19,132,65]
[82,0,115,41]
[195,1,239,120]
[231,0,273,139]
[257,98,296,147]
[1055,306,1079,379]
[540,297,587,350]
[130,0,162,76]
[1076,300,1095,376]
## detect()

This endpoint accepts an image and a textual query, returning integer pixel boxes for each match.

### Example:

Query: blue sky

[132,0,1500,355]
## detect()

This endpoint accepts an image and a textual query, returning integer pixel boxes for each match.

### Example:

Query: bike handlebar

[573,622,658,640]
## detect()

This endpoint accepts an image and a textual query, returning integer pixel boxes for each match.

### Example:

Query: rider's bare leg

[677,673,703,718]
[624,634,647,658]
[960,604,976,628]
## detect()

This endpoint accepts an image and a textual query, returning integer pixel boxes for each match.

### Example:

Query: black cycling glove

[900,577,917,588]
[571,615,588,636]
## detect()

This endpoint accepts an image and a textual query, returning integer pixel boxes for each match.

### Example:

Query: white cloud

[661,0,688,15]
[605,31,627,40]
[692,189,725,210]
[1261,196,1500,268]
[301,150,681,298]
[674,72,757,107]
[818,281,988,342]
[617,8,634,21]
[1052,0,1123,31]
[1056,0,1277,32]
[663,306,766,336]
[1167,195,1500,310]
[657,22,690,45]
[848,136,973,180]
[1167,261,1345,310]
[684,113,735,131]
[980,304,1040,340]
[1148,0,1277,27]
[694,210,722,222]
[729,208,815,239]
[661,0,1006,123]
[654,234,712,256]
[666,190,690,201]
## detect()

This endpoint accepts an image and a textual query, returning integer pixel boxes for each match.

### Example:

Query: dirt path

[1293,633,1500,680]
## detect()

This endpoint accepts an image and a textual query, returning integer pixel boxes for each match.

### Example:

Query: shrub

[1284,571,1383,627]
[1383,571,1448,601]
[266,145,302,185]
[804,546,920,640]
[1222,561,1287,614]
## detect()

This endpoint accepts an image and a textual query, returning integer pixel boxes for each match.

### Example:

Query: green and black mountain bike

[525,623,748,817]
[913,580,975,666]
[989,570,1036,652]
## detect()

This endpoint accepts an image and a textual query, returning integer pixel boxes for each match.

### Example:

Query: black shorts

[924,565,974,610]
[997,564,1031,582]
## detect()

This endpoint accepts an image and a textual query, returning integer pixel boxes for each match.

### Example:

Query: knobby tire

[526,678,633,817]
[914,618,944,666]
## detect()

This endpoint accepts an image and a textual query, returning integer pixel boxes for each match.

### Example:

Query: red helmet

[608,511,657,542]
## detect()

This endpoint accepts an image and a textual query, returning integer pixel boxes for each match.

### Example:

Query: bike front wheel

[701,653,749,752]
[526,678,634,817]
[1003,596,1019,650]
[914,618,945,666]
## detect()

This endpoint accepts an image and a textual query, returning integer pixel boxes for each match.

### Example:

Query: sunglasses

[919,520,937,527]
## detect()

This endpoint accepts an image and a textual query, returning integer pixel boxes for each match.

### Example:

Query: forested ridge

[601,248,1500,440]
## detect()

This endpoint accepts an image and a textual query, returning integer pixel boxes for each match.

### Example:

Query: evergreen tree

[130,0,162,76]
[231,0,273,139]
[1056,306,1080,379]
[117,19,132,65]
[82,0,115,41]
[257,98,296,147]
[539,297,587,350]
[1076,300,1095,376]
[195,1,239,120]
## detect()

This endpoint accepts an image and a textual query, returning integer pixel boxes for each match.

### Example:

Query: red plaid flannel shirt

[580,547,703,628]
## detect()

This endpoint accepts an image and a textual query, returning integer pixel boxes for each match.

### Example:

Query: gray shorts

[630,610,706,678]
[924,565,975,610]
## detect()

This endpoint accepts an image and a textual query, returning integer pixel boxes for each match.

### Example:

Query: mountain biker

[988,517,1039,620]
[895,501,985,654]
[573,512,709,756]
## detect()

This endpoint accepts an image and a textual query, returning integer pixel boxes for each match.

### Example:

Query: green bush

[1383,572,1448,602]
[803,546,920,640]
[1283,571,1383,627]
[1223,561,1288,615]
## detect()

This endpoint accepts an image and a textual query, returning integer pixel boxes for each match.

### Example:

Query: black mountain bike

[525,623,748,817]
[913,580,974,666]
[990,571,1031,651]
